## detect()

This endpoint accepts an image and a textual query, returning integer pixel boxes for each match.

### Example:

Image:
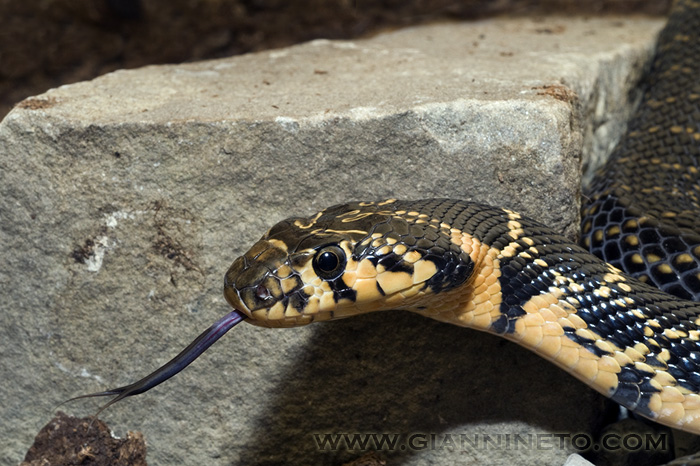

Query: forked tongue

[63,310,247,417]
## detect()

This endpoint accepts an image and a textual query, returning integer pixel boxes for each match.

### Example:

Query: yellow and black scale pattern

[581,0,700,300]
[224,198,700,433]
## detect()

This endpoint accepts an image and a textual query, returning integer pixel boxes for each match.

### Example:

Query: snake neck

[407,213,700,428]
[409,235,502,329]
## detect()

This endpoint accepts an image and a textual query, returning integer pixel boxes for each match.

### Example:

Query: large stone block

[1,15,663,466]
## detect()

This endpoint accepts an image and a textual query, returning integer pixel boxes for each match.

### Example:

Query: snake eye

[313,245,346,280]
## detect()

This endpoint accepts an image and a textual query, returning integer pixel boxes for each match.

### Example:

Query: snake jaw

[223,274,250,318]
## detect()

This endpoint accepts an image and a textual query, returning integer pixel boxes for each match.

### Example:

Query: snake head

[224,199,475,327]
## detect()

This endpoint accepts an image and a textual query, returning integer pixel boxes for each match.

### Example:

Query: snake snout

[223,255,253,315]
[223,240,314,327]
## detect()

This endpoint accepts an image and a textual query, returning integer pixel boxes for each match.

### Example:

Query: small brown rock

[21,411,147,466]
[341,452,387,466]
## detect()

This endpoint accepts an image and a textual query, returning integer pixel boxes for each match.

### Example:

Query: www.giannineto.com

[312,432,668,453]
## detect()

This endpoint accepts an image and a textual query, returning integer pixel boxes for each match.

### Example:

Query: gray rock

[1,15,664,466]
[564,453,595,466]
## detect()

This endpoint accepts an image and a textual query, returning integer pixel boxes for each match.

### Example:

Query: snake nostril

[255,284,272,301]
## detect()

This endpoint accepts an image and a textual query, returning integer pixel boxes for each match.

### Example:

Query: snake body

[71,0,700,441]
[581,0,700,302]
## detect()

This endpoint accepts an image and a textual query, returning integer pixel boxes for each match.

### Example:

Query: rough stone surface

[1,15,664,466]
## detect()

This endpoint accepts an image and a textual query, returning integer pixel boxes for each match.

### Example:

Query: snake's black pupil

[317,251,339,272]
[313,245,346,280]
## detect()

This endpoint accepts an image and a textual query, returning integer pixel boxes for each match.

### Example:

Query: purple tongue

[65,310,247,415]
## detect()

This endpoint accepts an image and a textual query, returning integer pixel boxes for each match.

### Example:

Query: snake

[68,0,700,442]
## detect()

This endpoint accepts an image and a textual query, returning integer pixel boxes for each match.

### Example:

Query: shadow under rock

[235,310,613,465]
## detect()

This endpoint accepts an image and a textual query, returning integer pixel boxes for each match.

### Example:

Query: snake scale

[70,0,700,442]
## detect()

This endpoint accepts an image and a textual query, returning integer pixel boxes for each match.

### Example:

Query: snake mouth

[223,282,253,319]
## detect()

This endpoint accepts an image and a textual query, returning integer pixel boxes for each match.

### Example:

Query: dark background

[0,0,671,120]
